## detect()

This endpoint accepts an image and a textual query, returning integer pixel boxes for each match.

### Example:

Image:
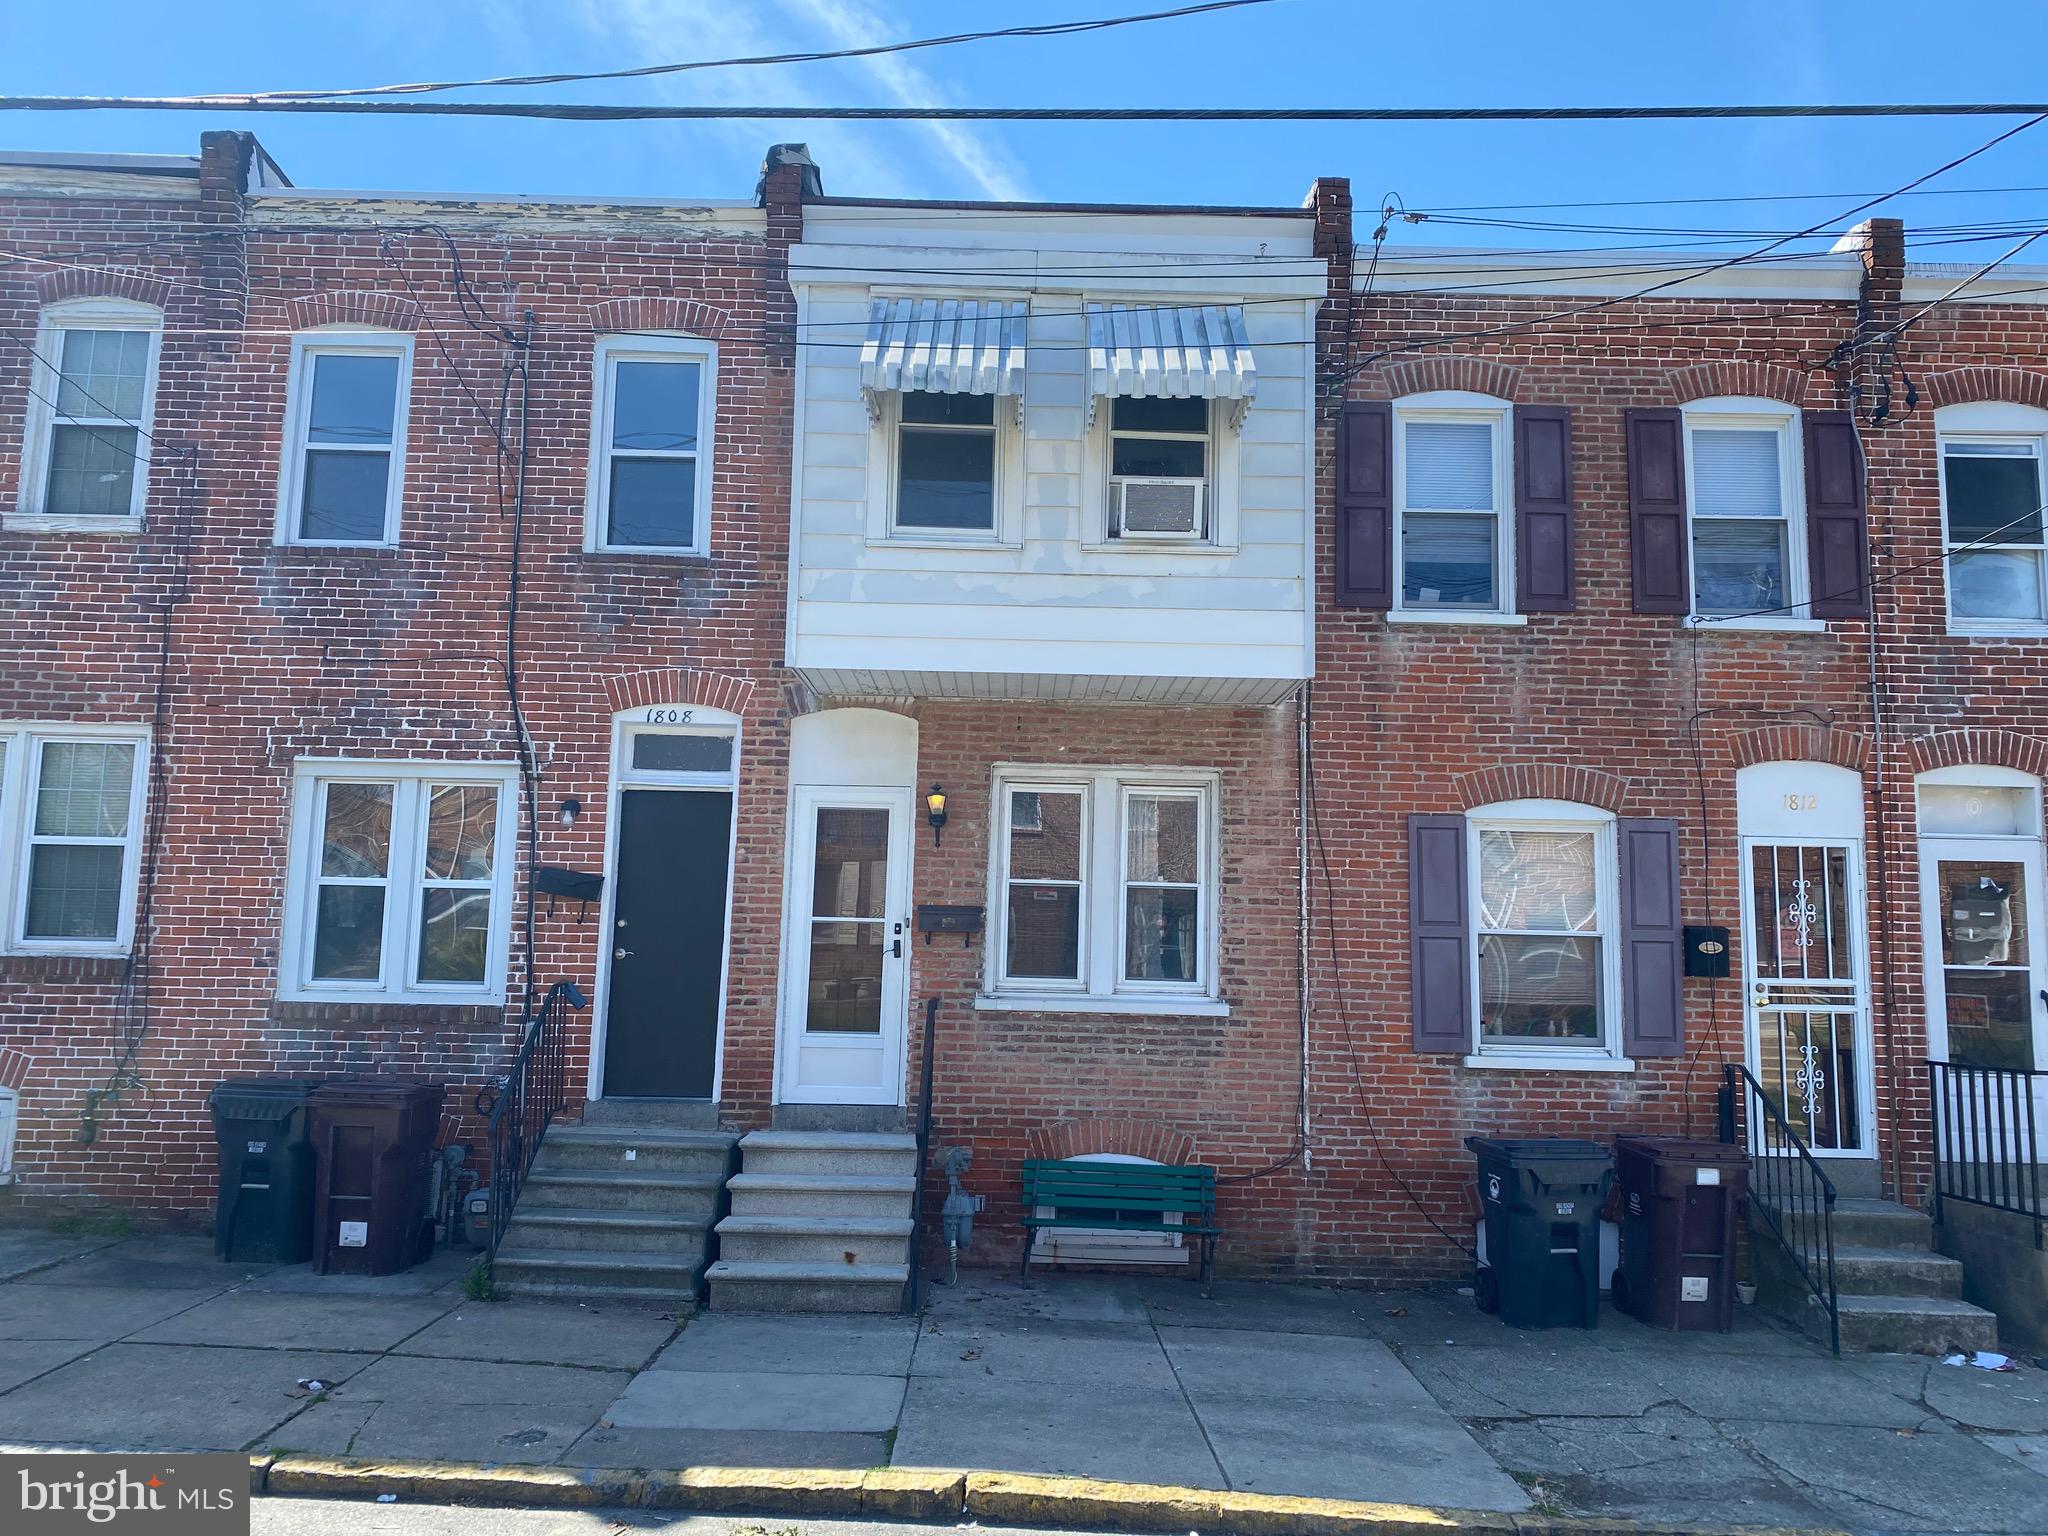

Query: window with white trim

[1938,405,2048,632]
[987,768,1218,1009]
[587,334,717,554]
[0,727,150,954]
[1108,396,1212,541]
[280,762,517,1004]
[277,332,414,547]
[14,300,162,530]
[893,390,998,536]
[1469,800,1620,1056]
[1683,399,1805,620]
[1394,394,1511,613]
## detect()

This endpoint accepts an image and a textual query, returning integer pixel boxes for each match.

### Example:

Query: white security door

[1921,836,2048,1072]
[1742,839,1876,1155]
[778,787,913,1105]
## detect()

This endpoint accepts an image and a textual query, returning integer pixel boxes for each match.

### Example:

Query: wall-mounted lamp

[926,784,948,847]
[558,797,583,828]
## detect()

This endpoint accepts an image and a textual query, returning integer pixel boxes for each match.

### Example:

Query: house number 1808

[644,708,694,724]
[1782,793,1818,811]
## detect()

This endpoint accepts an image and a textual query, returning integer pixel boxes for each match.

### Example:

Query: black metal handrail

[1927,1059,2045,1250]
[1720,1062,1840,1355]
[904,995,940,1314]
[480,979,588,1263]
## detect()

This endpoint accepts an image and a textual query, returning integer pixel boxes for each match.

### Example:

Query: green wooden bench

[1020,1158,1220,1294]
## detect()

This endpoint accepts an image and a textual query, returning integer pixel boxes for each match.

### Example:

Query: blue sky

[7,0,2048,253]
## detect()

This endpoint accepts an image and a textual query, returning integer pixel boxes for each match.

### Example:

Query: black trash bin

[1612,1135,1751,1332]
[308,1078,446,1276]
[209,1077,324,1264]
[1466,1136,1613,1328]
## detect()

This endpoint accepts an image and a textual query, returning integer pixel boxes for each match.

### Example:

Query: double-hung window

[1394,396,1511,613]
[1108,396,1211,541]
[588,334,717,554]
[0,727,150,953]
[15,301,162,530]
[1683,402,1803,620]
[987,768,1220,1012]
[280,762,517,1004]
[1470,803,1620,1057]
[278,332,414,547]
[1940,422,2048,632]
[894,391,998,535]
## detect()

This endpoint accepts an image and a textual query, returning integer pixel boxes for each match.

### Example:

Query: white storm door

[778,787,913,1105]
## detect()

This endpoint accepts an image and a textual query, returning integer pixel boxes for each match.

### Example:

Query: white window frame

[12,299,163,535]
[1389,391,1519,623]
[1935,402,2048,637]
[275,330,415,549]
[0,723,151,957]
[1681,397,1813,631]
[1465,798,1627,1069]
[867,386,1022,548]
[0,1085,16,1182]
[585,333,718,557]
[1081,398,1243,555]
[981,765,1223,1015]
[1105,395,1215,544]
[279,759,519,1006]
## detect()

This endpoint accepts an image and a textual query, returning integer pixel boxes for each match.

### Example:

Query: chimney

[757,142,823,207]
[195,130,257,349]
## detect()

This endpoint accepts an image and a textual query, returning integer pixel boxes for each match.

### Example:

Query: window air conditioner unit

[1112,477,1206,539]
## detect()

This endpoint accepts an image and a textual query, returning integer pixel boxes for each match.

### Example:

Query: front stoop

[1753,1196,2001,1353]
[494,1117,739,1306]
[705,1130,919,1312]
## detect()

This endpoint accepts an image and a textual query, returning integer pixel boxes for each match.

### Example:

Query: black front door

[602,788,732,1098]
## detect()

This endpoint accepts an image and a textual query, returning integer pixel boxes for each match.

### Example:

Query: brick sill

[270,1000,509,1028]
[0,954,129,984]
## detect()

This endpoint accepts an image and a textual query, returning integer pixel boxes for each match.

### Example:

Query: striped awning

[859,297,1028,423]
[1086,302,1257,429]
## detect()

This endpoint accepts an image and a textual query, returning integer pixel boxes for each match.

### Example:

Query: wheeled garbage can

[1612,1135,1750,1332]
[1466,1136,1613,1328]
[208,1077,324,1264]
[308,1078,446,1275]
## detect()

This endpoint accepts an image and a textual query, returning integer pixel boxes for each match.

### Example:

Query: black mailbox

[917,904,985,947]
[1683,925,1731,978]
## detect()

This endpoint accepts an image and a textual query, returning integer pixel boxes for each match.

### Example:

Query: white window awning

[1086,302,1257,431]
[859,297,1028,425]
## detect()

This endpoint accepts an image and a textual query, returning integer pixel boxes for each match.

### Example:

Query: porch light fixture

[926,785,948,847]
[558,797,582,828]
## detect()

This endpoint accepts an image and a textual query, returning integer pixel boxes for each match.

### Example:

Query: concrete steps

[706,1131,918,1312]
[494,1112,737,1305]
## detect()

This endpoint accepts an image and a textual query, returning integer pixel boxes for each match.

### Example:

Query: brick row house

[1,134,2044,1337]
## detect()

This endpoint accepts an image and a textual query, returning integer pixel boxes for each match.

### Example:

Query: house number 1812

[644,708,694,724]
[1782,793,1818,812]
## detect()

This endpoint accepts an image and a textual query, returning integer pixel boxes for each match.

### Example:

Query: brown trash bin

[308,1078,446,1275]
[1612,1135,1750,1332]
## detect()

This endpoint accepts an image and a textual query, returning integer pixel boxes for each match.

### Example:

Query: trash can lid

[1465,1136,1611,1161]
[308,1077,446,1106]
[208,1077,324,1107]
[1614,1134,1750,1164]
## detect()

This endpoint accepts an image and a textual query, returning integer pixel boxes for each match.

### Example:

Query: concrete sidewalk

[2,1227,2047,1532]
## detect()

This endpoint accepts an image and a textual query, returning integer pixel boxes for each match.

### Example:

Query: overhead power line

[162,1,1280,104]
[7,97,2048,123]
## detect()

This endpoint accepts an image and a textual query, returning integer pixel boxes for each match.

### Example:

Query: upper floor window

[895,390,997,535]
[0,727,150,954]
[14,300,162,532]
[279,761,517,1005]
[277,332,413,547]
[1683,400,1804,621]
[1109,396,1212,541]
[1937,402,2048,633]
[588,334,716,555]
[1394,394,1511,613]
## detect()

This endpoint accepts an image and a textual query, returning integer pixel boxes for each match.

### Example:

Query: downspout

[1298,682,1313,1168]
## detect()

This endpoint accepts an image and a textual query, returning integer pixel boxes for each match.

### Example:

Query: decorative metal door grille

[1749,843,1866,1153]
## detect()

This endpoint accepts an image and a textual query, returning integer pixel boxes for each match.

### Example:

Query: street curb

[254,1454,1848,1536]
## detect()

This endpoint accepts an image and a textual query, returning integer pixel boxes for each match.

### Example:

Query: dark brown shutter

[1336,401,1393,609]
[1515,405,1576,612]
[1626,408,1690,614]
[1804,410,1870,619]
[1618,817,1684,1059]
[1409,813,1470,1054]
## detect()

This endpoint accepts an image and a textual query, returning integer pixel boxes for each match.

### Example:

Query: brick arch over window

[1905,728,2048,778]
[1375,357,1523,402]
[1452,763,1635,814]
[1924,367,2048,411]
[1667,362,1808,407]
[1027,1116,1196,1165]
[33,269,170,309]
[603,668,756,718]
[287,290,420,332]
[0,1048,28,1093]
[1727,724,1868,772]
[590,298,731,341]
[781,681,921,721]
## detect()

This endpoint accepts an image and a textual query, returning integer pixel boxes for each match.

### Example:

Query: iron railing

[1720,1062,1840,1355]
[480,980,588,1262]
[1926,1059,2045,1250]
[904,995,940,1314]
